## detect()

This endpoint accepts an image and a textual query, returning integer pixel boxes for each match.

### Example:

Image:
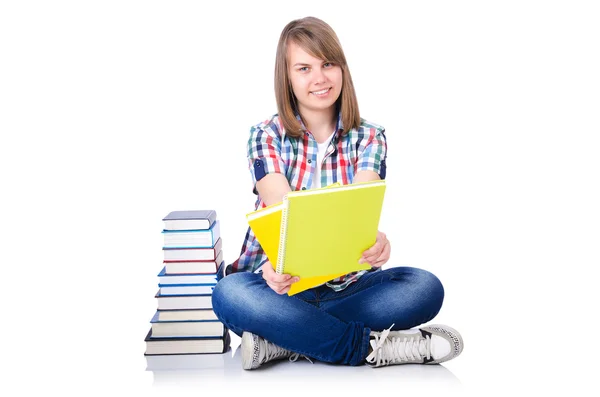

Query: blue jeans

[211,266,444,366]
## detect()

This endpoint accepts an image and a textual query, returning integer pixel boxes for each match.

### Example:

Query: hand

[359,231,390,268]
[261,261,300,295]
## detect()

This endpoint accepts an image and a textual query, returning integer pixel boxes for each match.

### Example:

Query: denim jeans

[211,266,444,366]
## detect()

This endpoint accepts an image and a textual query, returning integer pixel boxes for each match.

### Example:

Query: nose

[313,67,326,84]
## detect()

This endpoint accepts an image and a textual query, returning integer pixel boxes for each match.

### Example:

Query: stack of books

[144,210,230,359]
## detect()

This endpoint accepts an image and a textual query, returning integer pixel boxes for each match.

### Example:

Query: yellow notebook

[247,180,386,295]
[246,183,345,295]
[246,202,283,264]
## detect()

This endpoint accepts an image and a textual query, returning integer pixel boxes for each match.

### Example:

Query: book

[145,350,232,371]
[159,285,215,296]
[279,180,385,277]
[247,180,385,295]
[162,220,221,248]
[163,250,223,274]
[248,203,346,295]
[156,309,218,322]
[163,237,222,261]
[155,290,213,310]
[144,327,230,355]
[163,210,217,231]
[246,201,284,264]
[247,182,346,295]
[158,266,219,285]
[150,312,224,337]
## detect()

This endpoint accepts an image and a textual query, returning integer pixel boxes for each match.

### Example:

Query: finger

[371,253,389,267]
[370,261,384,268]
[361,248,382,264]
[267,275,299,290]
[265,271,291,283]
[364,239,390,265]
[272,273,293,284]
[361,233,388,262]
[359,245,381,264]
[278,285,291,295]
[364,240,382,256]
[267,281,292,295]
[371,242,391,267]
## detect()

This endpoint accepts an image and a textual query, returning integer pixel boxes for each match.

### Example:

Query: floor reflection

[148,346,463,391]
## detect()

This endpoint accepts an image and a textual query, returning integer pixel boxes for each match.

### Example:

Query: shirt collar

[295,111,344,140]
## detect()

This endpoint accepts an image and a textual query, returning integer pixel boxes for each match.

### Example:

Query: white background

[1,1,599,395]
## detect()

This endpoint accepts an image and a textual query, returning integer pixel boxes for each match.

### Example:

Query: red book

[163,250,223,274]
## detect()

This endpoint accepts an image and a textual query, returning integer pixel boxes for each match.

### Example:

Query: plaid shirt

[231,112,387,291]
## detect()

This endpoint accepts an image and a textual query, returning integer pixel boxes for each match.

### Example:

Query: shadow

[148,344,463,392]
[146,346,240,388]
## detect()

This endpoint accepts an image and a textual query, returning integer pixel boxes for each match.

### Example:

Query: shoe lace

[366,324,432,366]
[257,338,314,365]
[259,338,295,364]
[289,353,314,364]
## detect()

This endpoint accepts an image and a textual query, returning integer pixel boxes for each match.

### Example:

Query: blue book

[162,220,220,248]
[157,266,218,285]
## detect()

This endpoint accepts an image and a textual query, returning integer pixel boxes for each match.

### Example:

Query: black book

[144,326,231,355]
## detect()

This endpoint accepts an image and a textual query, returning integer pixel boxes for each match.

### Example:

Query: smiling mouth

[311,88,331,96]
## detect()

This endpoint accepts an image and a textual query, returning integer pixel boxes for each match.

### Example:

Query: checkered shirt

[231,112,387,291]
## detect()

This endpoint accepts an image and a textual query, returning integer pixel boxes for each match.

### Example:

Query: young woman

[211,16,463,370]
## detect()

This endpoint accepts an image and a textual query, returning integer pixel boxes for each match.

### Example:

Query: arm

[354,127,390,267]
[354,170,381,183]
[246,123,297,292]
[256,173,291,207]
[247,123,291,206]
[353,124,387,184]
[256,175,296,293]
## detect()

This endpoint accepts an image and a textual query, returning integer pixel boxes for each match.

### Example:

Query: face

[287,41,343,117]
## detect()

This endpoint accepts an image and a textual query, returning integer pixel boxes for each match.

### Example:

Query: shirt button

[307,159,312,164]
[301,187,306,190]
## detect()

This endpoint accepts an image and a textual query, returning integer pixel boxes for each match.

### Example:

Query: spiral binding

[276,197,289,274]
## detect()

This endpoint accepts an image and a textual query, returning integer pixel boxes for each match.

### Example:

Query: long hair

[274,17,360,138]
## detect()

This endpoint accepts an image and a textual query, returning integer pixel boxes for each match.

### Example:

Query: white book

[156,309,218,322]
[150,320,224,338]
[159,285,215,296]
[155,291,212,310]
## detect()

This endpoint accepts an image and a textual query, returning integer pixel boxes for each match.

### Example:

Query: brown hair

[274,17,360,138]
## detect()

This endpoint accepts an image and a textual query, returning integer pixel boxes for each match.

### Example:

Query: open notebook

[247,180,386,295]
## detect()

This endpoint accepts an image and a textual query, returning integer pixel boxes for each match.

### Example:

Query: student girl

[211,16,464,370]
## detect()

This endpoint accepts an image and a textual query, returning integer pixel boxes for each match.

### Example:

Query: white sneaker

[366,324,464,367]
[241,331,298,370]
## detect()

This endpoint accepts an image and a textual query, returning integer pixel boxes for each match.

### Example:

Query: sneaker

[241,331,297,370]
[366,324,463,368]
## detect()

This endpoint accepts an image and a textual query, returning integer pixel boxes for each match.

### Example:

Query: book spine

[276,197,289,274]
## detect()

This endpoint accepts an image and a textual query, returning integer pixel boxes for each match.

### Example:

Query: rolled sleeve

[356,128,388,179]
[247,124,286,193]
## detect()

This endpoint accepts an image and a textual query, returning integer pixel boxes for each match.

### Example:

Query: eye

[299,66,309,72]
[323,62,334,68]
